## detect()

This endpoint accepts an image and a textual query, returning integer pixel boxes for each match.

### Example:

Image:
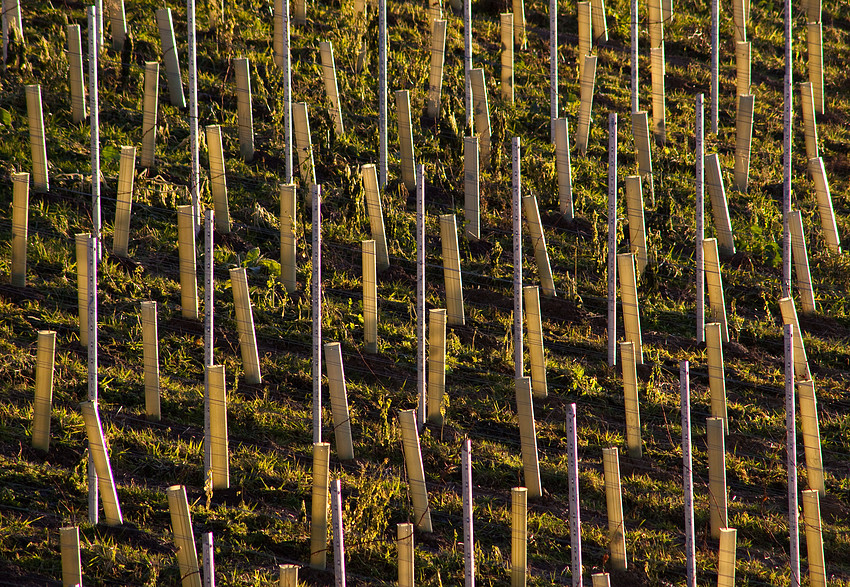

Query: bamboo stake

[279,564,298,587]
[501,13,514,103]
[233,58,255,161]
[631,111,654,203]
[440,214,465,326]
[778,296,811,381]
[602,447,627,571]
[396,90,417,191]
[703,238,729,342]
[166,485,201,587]
[67,25,87,123]
[705,155,735,257]
[80,401,123,526]
[624,175,648,277]
[206,125,231,233]
[398,522,414,587]
[470,69,491,168]
[76,233,90,346]
[427,309,447,425]
[808,158,840,253]
[620,341,642,458]
[32,330,55,452]
[60,526,82,587]
[523,286,547,399]
[736,41,751,99]
[717,527,737,587]
[112,146,136,257]
[515,377,542,498]
[310,442,330,569]
[427,19,447,119]
[464,137,480,240]
[650,46,666,146]
[155,8,185,108]
[801,490,826,587]
[362,240,377,353]
[801,82,819,163]
[798,380,824,496]
[522,195,555,297]
[788,211,816,315]
[399,409,433,532]
[577,2,591,75]
[25,85,49,192]
[319,41,344,135]
[554,118,574,219]
[324,342,354,460]
[591,0,608,44]
[576,56,597,156]
[293,102,315,189]
[361,164,390,270]
[280,183,297,292]
[11,172,28,287]
[707,416,728,539]
[141,301,160,421]
[177,205,198,320]
[807,22,823,114]
[140,62,159,169]
[206,364,229,490]
[618,253,643,364]
[230,268,262,384]
[733,94,754,193]
[511,487,527,587]
[706,322,728,432]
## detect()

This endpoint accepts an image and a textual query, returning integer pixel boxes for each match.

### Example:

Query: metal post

[681,361,696,587]
[188,0,200,231]
[417,164,426,428]
[462,439,475,586]
[550,0,557,138]
[781,0,792,298]
[378,0,387,187]
[607,113,617,367]
[696,95,704,343]
[567,403,582,587]
[202,532,215,587]
[512,138,522,379]
[785,324,800,587]
[331,479,346,587]
[464,0,473,132]
[710,0,719,133]
[88,8,101,259]
[630,0,638,113]
[313,185,322,444]
[283,0,292,183]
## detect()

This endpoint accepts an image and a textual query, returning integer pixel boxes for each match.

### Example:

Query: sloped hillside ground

[1,0,849,584]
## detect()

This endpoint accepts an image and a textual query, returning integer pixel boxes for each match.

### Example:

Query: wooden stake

[280,183,297,293]
[60,526,82,587]
[617,253,643,365]
[511,487,527,587]
[707,416,727,539]
[324,342,354,460]
[778,296,811,381]
[464,137,480,240]
[620,341,642,458]
[705,154,735,257]
[576,56,597,156]
[319,41,344,135]
[501,13,514,103]
[112,146,136,257]
[229,268,262,384]
[206,125,231,233]
[470,69,491,167]
[310,442,331,569]
[705,322,728,432]
[140,62,159,169]
[801,82,819,162]
[67,25,87,123]
[141,301,160,421]
[624,175,648,277]
[733,94,754,192]
[798,380,824,496]
[440,214,465,326]
[362,240,377,353]
[399,409,433,532]
[650,46,666,146]
[279,564,298,587]
[591,0,608,44]
[788,211,816,315]
[515,377,542,498]
[293,102,316,189]
[523,286,547,399]
[631,111,654,203]
[10,172,28,287]
[32,330,55,452]
[554,118,574,219]
[807,22,823,114]
[808,158,840,254]
[166,485,201,587]
[177,205,198,320]
[717,527,737,587]
[80,400,123,526]
[522,195,555,297]
[703,238,729,342]
[736,41,751,99]
[602,447,627,571]
[155,9,185,108]
[396,90,417,191]
[427,309,447,425]
[398,522,414,587]
[361,164,390,270]
[76,233,91,347]
[427,19,447,119]
[25,85,49,192]
[801,490,826,587]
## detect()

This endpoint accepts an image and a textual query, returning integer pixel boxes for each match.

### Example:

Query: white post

[202,532,215,587]
[330,481,346,587]
[378,0,387,187]
[312,185,322,444]
[282,0,292,183]
[462,439,475,587]
[88,8,101,255]
[608,113,617,367]
[630,0,638,113]
[86,236,98,525]
[188,0,200,231]
[464,0,473,132]
[710,0,719,133]
[785,323,800,587]
[512,138,523,379]
[680,362,696,587]
[549,0,557,137]
[566,403,582,587]
[204,210,215,374]
[417,165,426,427]
[782,0,793,299]
[696,95,705,343]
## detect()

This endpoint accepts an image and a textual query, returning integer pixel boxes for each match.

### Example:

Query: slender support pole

[417,165,426,427]
[188,0,200,231]
[782,0,793,299]
[313,185,322,444]
[785,324,800,587]
[696,95,705,342]
[566,404,582,587]
[548,0,556,135]
[681,362,696,587]
[462,439,475,587]
[512,138,523,378]
[204,209,214,369]
[464,0,473,132]
[202,532,215,587]
[378,0,387,186]
[88,8,101,254]
[281,0,292,182]
[607,114,617,367]
[710,0,719,133]
[630,0,639,113]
